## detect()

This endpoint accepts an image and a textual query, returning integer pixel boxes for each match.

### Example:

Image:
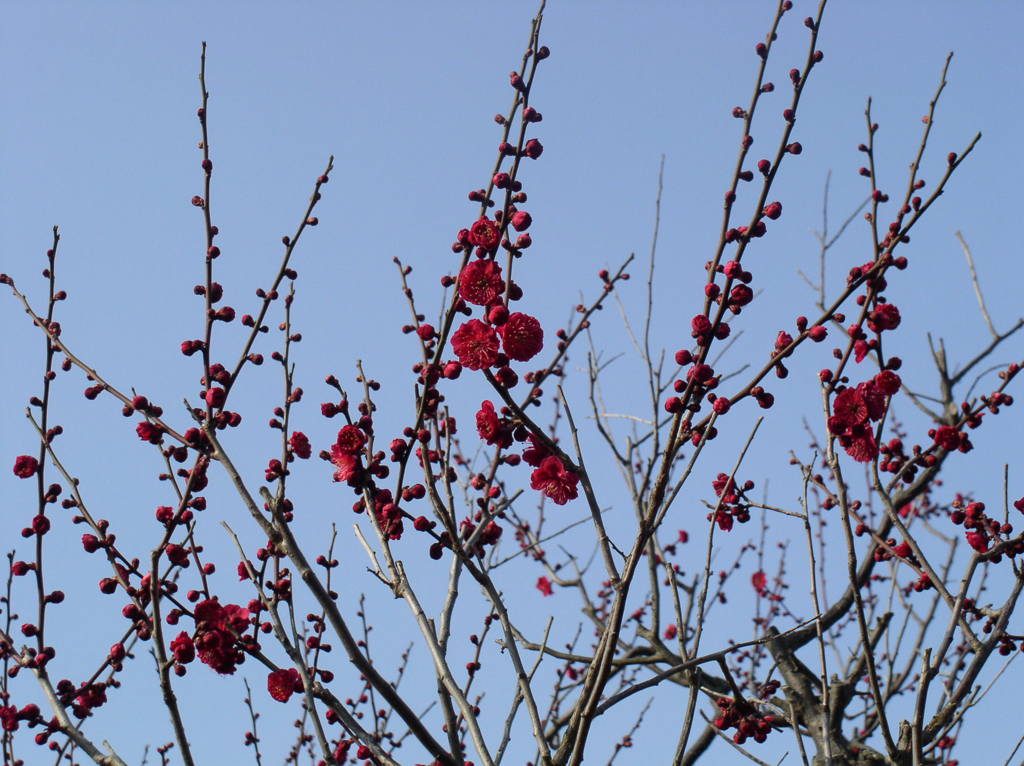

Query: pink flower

[468,218,500,250]
[530,456,580,505]
[267,668,303,703]
[500,313,543,362]
[458,259,504,306]
[12,455,38,479]
[452,320,500,370]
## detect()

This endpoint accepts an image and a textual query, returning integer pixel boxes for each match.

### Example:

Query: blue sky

[3,2,1023,764]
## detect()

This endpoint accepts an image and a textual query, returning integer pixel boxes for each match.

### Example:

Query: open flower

[500,312,543,362]
[459,259,504,306]
[452,320,500,370]
[530,456,579,505]
[468,218,500,250]
[267,668,303,703]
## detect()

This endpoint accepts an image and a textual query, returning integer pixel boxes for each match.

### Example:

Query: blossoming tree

[3,2,1023,766]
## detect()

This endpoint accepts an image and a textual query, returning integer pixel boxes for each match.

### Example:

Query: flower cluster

[182,598,252,675]
[713,696,776,745]
[827,371,900,462]
[709,473,755,531]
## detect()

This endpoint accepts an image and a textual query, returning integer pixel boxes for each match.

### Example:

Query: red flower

[468,218,500,250]
[193,600,250,675]
[267,668,303,703]
[830,387,868,430]
[934,425,961,451]
[136,422,163,444]
[12,455,38,479]
[476,401,511,448]
[840,424,878,463]
[868,303,901,332]
[452,320,500,370]
[335,425,366,455]
[536,576,553,596]
[857,380,887,421]
[458,259,504,306]
[170,631,196,664]
[530,456,580,505]
[289,431,311,459]
[751,570,767,592]
[522,433,551,467]
[762,201,782,220]
[500,313,543,362]
[874,370,901,396]
[330,448,362,483]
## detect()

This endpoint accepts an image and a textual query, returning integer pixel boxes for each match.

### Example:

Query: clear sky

[3,2,1022,764]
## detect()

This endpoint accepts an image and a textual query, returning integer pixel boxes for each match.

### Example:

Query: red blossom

[267,668,303,703]
[458,259,504,306]
[840,424,879,463]
[934,425,961,451]
[536,576,553,596]
[12,455,38,479]
[476,400,512,448]
[452,319,500,370]
[530,455,580,505]
[468,218,500,250]
[874,370,902,396]
[136,421,163,444]
[170,631,196,664]
[868,302,901,332]
[857,380,887,421]
[522,433,551,467]
[289,431,311,459]
[335,425,366,455]
[500,312,543,362]
[966,530,989,553]
[193,600,250,675]
[330,448,362,483]
[751,570,767,592]
[830,387,869,430]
